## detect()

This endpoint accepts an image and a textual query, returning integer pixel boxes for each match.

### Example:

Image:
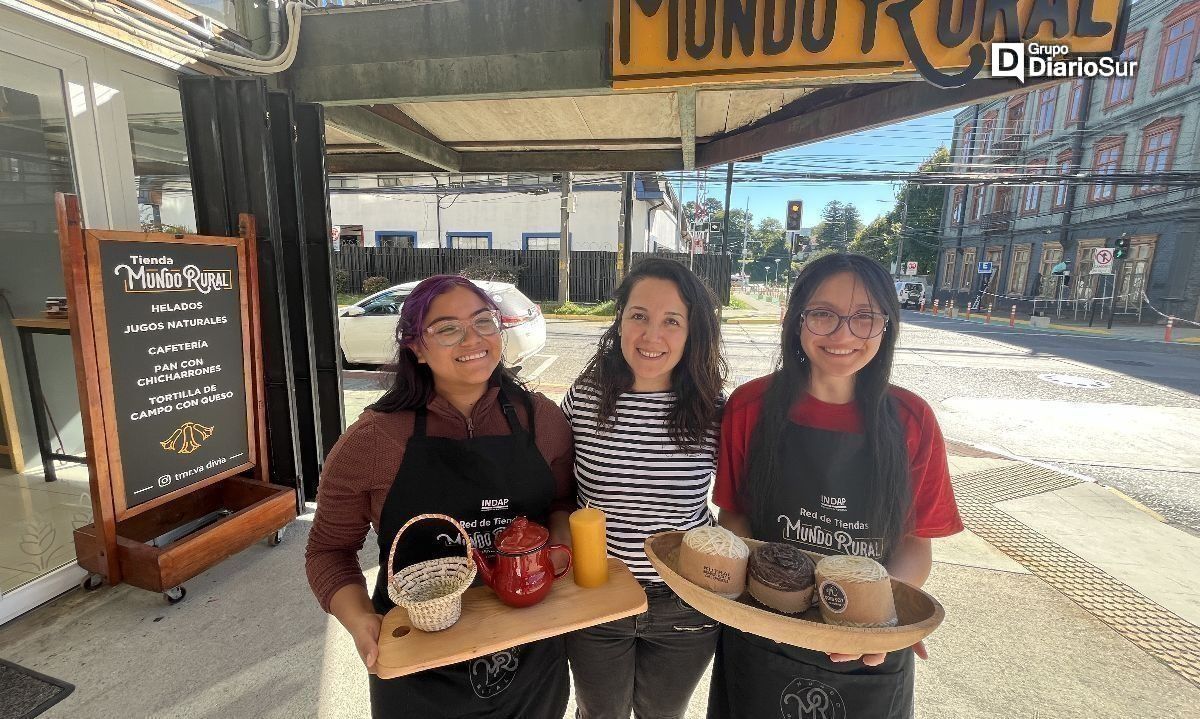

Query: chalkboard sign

[87,235,255,516]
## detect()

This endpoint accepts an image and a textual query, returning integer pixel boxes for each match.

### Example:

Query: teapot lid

[496,516,547,554]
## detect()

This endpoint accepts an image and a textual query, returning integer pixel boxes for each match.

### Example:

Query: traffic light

[1114,236,1131,260]
[786,200,803,231]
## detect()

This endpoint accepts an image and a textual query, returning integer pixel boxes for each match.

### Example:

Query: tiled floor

[0,464,92,594]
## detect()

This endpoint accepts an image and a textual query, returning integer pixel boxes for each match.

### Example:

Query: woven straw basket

[386,513,477,632]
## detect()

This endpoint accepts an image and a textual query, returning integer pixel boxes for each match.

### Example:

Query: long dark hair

[370,275,529,414]
[743,253,910,558]
[578,257,726,451]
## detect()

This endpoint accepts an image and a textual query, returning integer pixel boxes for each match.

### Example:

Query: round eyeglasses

[423,310,502,346]
[798,309,889,339]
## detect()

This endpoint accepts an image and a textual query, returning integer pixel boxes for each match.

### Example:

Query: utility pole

[559,171,572,304]
[894,183,911,276]
[621,172,634,279]
[722,162,734,258]
[741,195,751,279]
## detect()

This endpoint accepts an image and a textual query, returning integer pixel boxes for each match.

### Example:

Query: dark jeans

[566,582,719,719]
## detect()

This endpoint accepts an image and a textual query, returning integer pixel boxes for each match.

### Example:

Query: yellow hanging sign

[612,0,1128,89]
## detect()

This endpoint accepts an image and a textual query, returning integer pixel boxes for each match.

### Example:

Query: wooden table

[12,317,86,481]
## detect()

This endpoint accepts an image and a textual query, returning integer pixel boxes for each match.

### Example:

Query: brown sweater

[305,387,575,612]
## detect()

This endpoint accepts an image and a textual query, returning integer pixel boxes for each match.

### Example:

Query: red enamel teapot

[473,517,573,608]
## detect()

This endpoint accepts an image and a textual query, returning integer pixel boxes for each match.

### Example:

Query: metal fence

[335,247,732,305]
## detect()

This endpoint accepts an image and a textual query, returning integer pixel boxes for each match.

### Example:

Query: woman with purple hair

[305,274,575,718]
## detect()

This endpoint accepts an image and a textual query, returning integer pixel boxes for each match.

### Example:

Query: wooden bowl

[645,531,945,654]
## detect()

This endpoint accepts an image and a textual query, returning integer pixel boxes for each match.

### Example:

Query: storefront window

[1009,247,1031,295]
[0,51,87,595]
[121,72,195,233]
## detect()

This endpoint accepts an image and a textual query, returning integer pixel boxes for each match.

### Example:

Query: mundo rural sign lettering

[613,0,1128,89]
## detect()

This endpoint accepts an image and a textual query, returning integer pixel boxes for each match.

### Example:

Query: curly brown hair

[577,257,727,452]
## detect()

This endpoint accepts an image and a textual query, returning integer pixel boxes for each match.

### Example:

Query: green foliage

[726,296,752,310]
[547,300,617,316]
[850,215,900,267]
[585,300,617,316]
[811,201,863,253]
[334,269,350,293]
[362,275,391,295]
[549,301,585,315]
[797,247,838,270]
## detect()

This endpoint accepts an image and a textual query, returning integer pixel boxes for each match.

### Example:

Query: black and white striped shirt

[562,383,720,583]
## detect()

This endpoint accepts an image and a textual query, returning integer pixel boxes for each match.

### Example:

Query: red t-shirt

[713,375,963,539]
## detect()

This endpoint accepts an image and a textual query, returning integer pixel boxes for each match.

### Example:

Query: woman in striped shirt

[562,257,726,719]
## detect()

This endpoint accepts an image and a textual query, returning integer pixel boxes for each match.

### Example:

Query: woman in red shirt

[708,253,962,719]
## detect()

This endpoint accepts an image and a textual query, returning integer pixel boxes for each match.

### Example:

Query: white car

[338,279,547,367]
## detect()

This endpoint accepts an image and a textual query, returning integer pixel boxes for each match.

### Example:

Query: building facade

[935,0,1200,325]
[327,172,684,253]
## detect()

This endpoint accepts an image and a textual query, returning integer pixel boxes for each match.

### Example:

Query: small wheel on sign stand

[164,586,187,604]
[81,573,105,591]
[267,526,287,547]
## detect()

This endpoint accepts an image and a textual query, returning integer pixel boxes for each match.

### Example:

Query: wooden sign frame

[57,194,291,592]
[81,228,260,520]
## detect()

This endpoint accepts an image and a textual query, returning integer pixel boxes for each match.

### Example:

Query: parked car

[338,279,546,367]
[894,279,926,309]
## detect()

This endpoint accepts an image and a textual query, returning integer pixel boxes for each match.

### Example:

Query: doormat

[0,659,74,719]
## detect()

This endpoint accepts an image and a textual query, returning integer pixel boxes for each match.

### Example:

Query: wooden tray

[645,532,944,655]
[377,557,647,679]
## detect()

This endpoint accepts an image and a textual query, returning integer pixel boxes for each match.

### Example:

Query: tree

[850,215,900,266]
[899,146,950,276]
[753,217,787,259]
[811,200,862,252]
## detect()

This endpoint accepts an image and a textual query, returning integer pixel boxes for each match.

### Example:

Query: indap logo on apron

[780,677,847,719]
[468,647,522,699]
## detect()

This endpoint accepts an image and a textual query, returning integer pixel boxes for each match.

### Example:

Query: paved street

[506,315,1200,537]
[344,314,1200,536]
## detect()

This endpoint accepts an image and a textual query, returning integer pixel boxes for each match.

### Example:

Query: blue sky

[670,107,962,229]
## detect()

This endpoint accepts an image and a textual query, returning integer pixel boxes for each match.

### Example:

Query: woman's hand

[347,611,385,673]
[827,641,928,665]
[329,584,385,673]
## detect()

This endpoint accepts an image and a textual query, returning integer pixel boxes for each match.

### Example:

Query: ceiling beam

[323,106,461,172]
[327,150,683,174]
[677,88,697,171]
[696,78,1032,168]
[290,0,609,105]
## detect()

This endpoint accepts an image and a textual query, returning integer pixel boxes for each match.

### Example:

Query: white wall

[330,184,679,252]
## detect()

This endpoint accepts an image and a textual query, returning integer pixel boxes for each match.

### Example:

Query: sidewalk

[919,305,1200,344]
[1,443,1198,717]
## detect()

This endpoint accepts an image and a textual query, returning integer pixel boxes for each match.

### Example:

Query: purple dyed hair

[396,274,499,346]
[371,274,526,413]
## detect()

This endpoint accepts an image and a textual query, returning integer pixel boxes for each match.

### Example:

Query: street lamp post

[774,258,781,286]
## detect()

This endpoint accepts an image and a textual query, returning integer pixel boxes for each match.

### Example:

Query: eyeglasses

[799,309,889,339]
[423,310,502,346]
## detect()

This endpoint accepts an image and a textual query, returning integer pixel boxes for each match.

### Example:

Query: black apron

[707,424,915,719]
[368,392,569,719]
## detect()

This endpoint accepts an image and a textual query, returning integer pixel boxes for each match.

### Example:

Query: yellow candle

[569,507,608,588]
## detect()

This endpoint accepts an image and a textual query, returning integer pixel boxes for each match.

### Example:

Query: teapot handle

[548,544,573,580]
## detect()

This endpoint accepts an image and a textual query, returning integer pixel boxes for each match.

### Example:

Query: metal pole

[894,183,910,276]
[741,195,751,279]
[722,162,734,257]
[680,179,692,270]
[616,172,632,282]
[559,171,572,304]
[1107,266,1119,330]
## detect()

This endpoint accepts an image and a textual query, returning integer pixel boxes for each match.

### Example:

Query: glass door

[0,20,110,624]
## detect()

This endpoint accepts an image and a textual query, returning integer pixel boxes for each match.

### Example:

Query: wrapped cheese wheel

[677,526,749,599]
[747,542,817,614]
[815,555,898,627]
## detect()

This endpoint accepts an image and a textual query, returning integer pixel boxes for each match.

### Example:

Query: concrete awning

[285,0,1125,173]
